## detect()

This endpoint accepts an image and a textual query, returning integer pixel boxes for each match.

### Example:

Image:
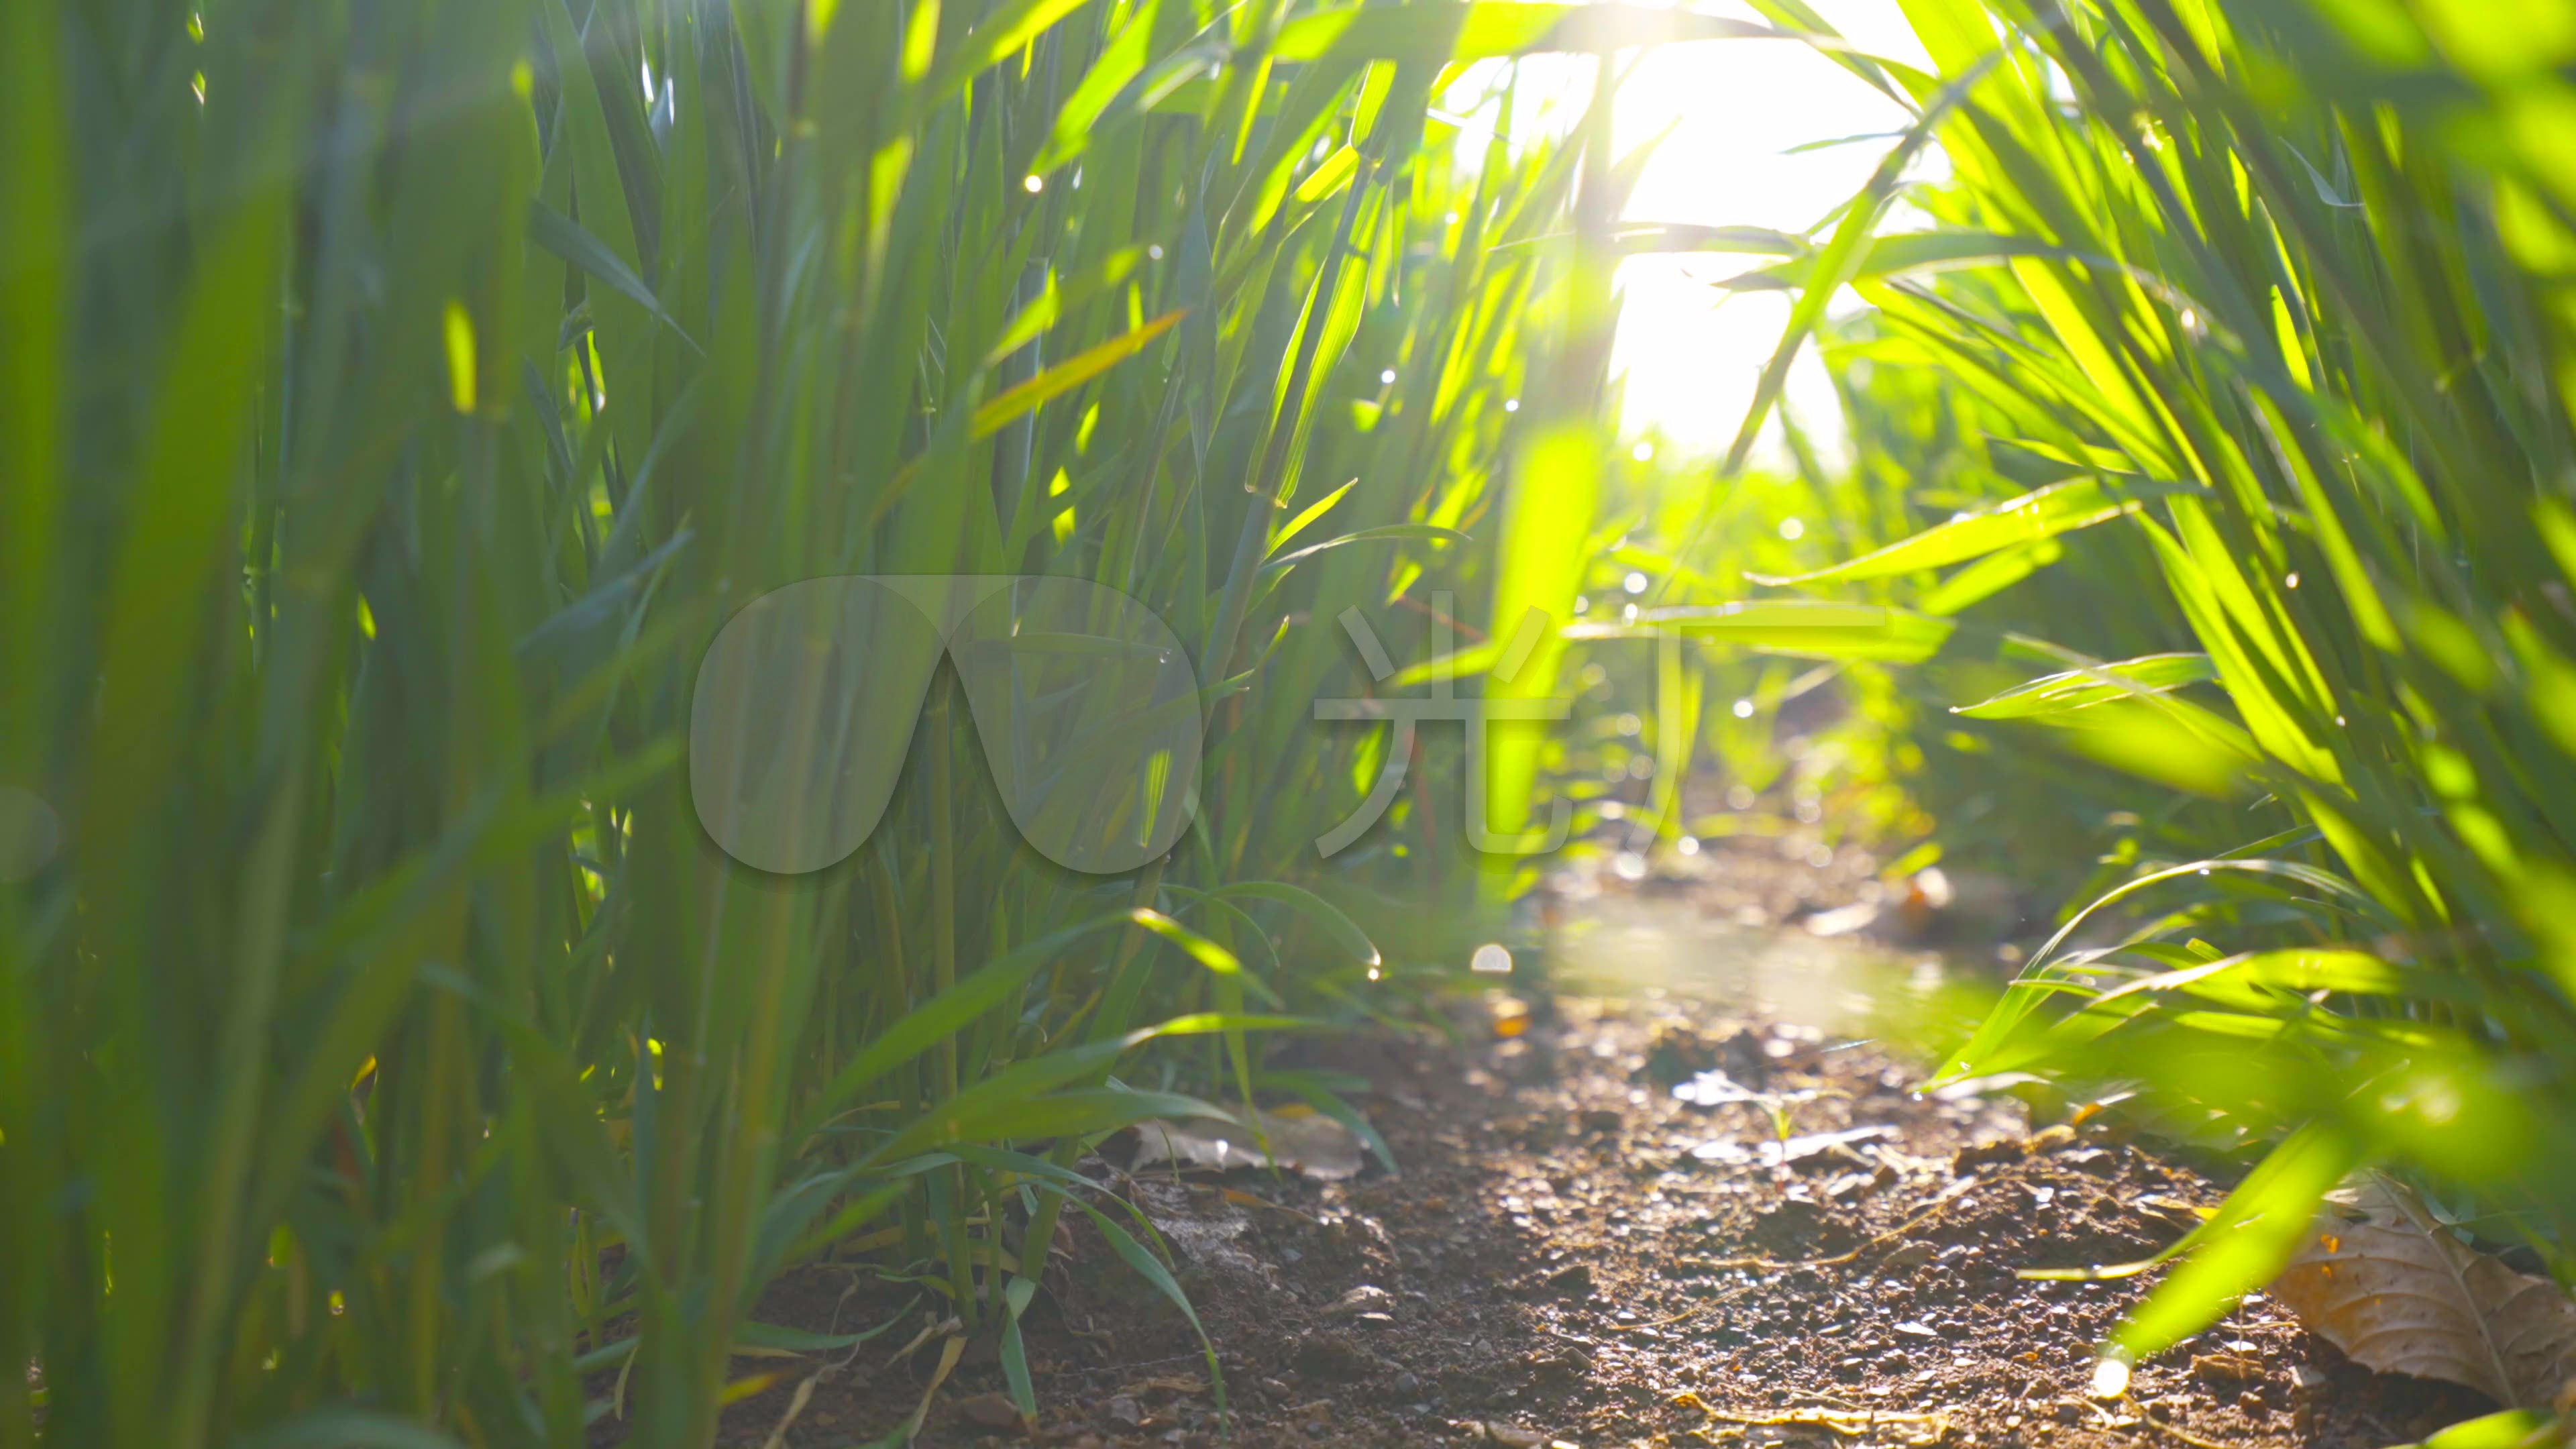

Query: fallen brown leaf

[1323,1285,1395,1319]
[955,1392,1022,1429]
[2273,1174,2576,1407]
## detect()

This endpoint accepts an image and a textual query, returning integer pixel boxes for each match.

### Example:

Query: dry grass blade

[2274,1175,2576,1408]
[1672,1390,1949,1444]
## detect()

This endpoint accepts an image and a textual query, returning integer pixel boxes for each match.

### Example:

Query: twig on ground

[1672,1391,1949,1443]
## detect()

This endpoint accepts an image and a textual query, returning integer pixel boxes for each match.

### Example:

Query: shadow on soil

[715,893,2490,1448]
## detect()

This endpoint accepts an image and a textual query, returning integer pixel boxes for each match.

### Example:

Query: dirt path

[722,896,2478,1448]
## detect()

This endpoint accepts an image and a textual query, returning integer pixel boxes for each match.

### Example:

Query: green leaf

[1065,1197,1226,1411]
[1718,229,2094,290]
[1130,908,1241,975]
[1266,478,1357,559]
[1716,43,1990,474]
[526,200,700,352]
[1261,1071,1399,1175]
[2090,947,2471,1013]
[1387,639,1506,688]
[796,914,1143,1138]
[2398,1410,2565,1449]
[2039,699,2259,800]
[924,0,1099,102]
[980,249,1149,368]
[1952,653,2218,718]
[1919,537,2063,615]
[733,1316,911,1354]
[2110,1124,2364,1360]
[1272,3,1799,64]
[1295,144,1362,204]
[886,1087,1234,1160]
[1030,7,1220,172]
[1260,522,1469,574]
[1209,880,1381,965]
[1000,1275,1040,1427]
[1935,859,2394,1086]
[1607,222,1807,258]
[1569,600,1956,663]
[970,311,1186,438]
[1747,478,2167,586]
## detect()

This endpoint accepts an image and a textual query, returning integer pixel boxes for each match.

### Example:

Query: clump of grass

[0,1,1748,1443]
[1680,0,2576,1393]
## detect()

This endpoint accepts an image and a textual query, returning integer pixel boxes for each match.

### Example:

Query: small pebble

[1325,1284,1395,1319]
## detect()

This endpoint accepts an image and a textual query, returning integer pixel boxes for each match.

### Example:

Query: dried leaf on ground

[1324,1285,1396,1318]
[2273,1175,2576,1407]
[1132,1106,1364,1180]
[954,1392,1021,1428]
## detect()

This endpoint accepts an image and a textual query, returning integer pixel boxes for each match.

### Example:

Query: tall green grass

[1688,0,2576,1397]
[0,1,1761,1443]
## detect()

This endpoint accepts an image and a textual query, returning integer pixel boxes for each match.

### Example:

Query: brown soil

[709,938,2482,1448]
